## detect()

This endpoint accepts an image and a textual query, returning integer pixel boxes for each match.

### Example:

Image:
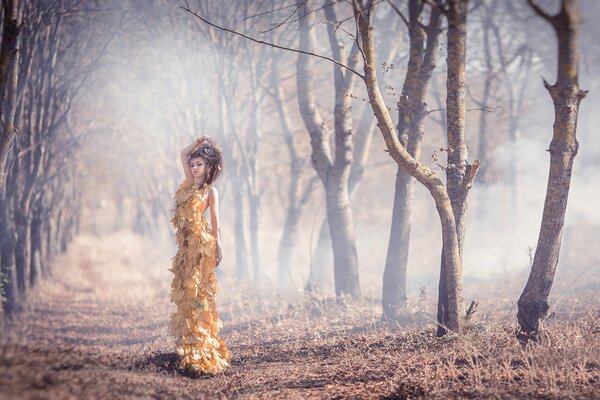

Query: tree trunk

[0,0,22,189]
[248,192,260,282]
[30,208,42,286]
[306,218,332,294]
[326,177,360,298]
[272,66,305,290]
[437,0,471,336]
[382,0,442,319]
[517,0,587,343]
[247,61,262,284]
[297,1,361,299]
[14,210,30,298]
[382,168,414,314]
[354,0,476,334]
[0,188,16,314]
[231,165,249,281]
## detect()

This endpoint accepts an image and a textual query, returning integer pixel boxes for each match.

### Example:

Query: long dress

[169,178,232,374]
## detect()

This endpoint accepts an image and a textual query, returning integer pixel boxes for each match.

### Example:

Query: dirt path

[0,232,404,399]
[1,232,599,399]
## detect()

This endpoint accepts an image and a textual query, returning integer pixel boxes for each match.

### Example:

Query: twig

[179,4,364,79]
[384,0,409,29]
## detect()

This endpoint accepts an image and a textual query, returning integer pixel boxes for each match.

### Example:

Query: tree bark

[272,64,318,291]
[437,0,470,337]
[0,0,21,188]
[0,149,18,314]
[297,0,360,299]
[517,0,587,343]
[354,0,476,334]
[30,205,42,287]
[382,0,443,319]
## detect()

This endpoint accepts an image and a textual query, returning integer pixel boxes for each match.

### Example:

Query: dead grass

[0,231,599,399]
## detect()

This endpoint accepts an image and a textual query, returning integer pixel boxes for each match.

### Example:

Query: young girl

[169,136,231,374]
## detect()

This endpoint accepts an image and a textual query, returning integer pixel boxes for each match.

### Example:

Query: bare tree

[382,0,443,319]
[354,0,478,334]
[516,0,587,343]
[269,58,318,290]
[0,0,23,312]
[296,1,361,298]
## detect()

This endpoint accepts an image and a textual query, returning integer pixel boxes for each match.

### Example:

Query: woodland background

[0,0,599,398]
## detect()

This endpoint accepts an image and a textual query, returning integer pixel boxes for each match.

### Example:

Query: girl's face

[189,157,207,181]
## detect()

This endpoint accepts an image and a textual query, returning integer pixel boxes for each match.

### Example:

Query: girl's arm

[180,136,209,180]
[180,140,198,181]
[208,186,223,266]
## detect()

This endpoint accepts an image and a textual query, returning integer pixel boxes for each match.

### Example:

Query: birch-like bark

[517,0,587,343]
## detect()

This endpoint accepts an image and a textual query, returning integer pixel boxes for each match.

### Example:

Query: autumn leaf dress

[169,179,232,374]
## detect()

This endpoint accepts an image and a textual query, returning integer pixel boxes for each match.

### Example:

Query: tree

[296,1,361,298]
[381,0,443,319]
[354,0,478,334]
[516,0,587,343]
[0,0,23,313]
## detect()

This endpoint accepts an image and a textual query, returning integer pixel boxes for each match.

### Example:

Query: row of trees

[0,0,590,343]
[0,0,115,315]
[185,0,587,340]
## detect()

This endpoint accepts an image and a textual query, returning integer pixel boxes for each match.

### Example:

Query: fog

[68,0,600,307]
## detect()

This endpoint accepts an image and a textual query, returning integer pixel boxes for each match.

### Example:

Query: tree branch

[180,4,364,78]
[526,0,557,26]
[385,0,410,28]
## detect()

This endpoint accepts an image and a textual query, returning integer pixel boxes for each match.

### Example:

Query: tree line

[0,0,591,344]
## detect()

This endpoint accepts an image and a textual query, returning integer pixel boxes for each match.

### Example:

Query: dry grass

[0,232,599,399]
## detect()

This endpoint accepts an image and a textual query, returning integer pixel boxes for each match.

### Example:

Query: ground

[1,232,599,399]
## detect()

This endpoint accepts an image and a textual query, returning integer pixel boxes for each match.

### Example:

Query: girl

[169,136,231,374]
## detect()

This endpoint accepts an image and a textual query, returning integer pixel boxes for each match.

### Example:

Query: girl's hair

[189,138,224,185]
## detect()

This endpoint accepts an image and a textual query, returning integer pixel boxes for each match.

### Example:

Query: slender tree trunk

[325,177,360,298]
[517,0,587,343]
[276,127,319,291]
[14,210,30,297]
[382,169,414,313]
[231,164,249,281]
[306,218,332,294]
[272,66,307,290]
[247,63,261,283]
[0,0,21,189]
[0,183,16,314]
[475,11,495,184]
[30,206,42,286]
[297,1,360,299]
[248,192,260,282]
[437,0,471,336]
[382,0,442,319]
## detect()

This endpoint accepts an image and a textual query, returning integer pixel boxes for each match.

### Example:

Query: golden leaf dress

[169,179,232,374]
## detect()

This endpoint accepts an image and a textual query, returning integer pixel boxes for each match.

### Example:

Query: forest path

[2,232,598,399]
[0,232,400,399]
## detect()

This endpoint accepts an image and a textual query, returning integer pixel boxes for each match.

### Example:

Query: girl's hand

[216,243,223,266]
[197,135,211,145]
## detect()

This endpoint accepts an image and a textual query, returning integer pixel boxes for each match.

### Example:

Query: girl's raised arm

[180,137,210,181]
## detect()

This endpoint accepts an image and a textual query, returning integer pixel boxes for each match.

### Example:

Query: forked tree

[353,0,478,334]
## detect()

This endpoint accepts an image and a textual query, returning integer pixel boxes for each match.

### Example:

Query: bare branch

[259,1,307,34]
[385,0,409,28]
[526,0,557,25]
[243,2,305,21]
[179,4,364,78]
